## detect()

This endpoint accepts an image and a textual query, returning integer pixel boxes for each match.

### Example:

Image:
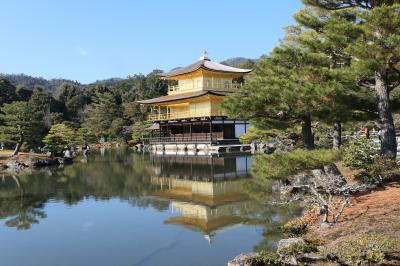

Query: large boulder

[277,238,306,253]
[311,165,347,193]
[277,238,306,266]
[284,164,348,196]
[227,252,258,266]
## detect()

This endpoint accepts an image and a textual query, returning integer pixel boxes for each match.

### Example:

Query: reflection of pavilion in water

[150,154,254,244]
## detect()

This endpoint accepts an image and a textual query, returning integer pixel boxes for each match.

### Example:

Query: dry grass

[305,182,400,261]
[0,149,13,157]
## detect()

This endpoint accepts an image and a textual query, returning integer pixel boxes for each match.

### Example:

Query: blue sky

[0,0,303,84]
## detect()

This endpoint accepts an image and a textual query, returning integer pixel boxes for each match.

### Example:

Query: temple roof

[136,90,230,104]
[159,59,251,78]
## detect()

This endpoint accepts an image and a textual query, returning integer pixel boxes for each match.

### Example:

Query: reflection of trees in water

[0,175,47,230]
[4,201,47,230]
[0,150,160,230]
[241,178,304,252]
[0,149,303,250]
[127,197,170,212]
[253,203,302,252]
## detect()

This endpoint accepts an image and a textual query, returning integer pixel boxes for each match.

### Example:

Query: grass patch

[337,235,400,265]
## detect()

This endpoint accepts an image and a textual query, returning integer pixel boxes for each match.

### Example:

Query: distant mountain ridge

[220,57,256,68]
[1,57,257,94]
[0,73,80,94]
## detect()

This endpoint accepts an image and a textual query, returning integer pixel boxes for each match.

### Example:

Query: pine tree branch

[306,0,374,10]
[357,77,375,89]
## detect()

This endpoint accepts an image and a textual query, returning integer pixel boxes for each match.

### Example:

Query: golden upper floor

[141,91,228,121]
[159,52,251,95]
[136,52,252,121]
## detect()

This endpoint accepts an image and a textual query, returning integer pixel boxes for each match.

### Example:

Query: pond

[0,149,302,266]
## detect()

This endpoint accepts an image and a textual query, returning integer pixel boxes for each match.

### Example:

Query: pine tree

[303,0,400,9]
[223,44,328,149]
[84,92,122,138]
[0,101,43,155]
[291,7,376,148]
[28,88,51,144]
[222,8,373,149]
[350,5,400,157]
[304,0,400,157]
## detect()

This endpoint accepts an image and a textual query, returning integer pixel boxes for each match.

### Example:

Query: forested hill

[0,57,256,95]
[0,73,80,94]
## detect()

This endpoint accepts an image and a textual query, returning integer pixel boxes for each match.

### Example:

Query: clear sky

[0,0,303,84]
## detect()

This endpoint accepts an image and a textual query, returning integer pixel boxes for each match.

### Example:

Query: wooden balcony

[148,132,224,144]
[168,83,242,94]
[148,109,226,121]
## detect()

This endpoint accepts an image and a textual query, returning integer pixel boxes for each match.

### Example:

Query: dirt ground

[305,182,400,263]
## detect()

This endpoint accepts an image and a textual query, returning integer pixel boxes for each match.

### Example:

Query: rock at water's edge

[6,160,28,170]
[277,238,306,254]
[277,238,306,266]
[228,252,258,266]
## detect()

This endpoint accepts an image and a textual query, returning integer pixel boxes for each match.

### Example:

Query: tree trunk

[333,121,342,149]
[375,72,397,159]
[302,112,315,150]
[11,142,22,156]
[11,131,23,157]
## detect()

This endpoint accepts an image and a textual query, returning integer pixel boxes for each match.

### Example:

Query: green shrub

[279,242,318,256]
[252,149,341,180]
[253,251,283,266]
[337,235,399,265]
[282,220,308,237]
[342,138,379,169]
[43,124,77,154]
[356,157,400,184]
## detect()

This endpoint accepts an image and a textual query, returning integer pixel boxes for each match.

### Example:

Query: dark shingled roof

[159,59,251,78]
[136,90,231,104]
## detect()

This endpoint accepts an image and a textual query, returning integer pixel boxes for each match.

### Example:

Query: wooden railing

[168,83,242,94]
[148,132,224,144]
[148,109,226,121]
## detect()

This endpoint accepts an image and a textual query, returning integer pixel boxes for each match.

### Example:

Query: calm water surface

[0,149,301,266]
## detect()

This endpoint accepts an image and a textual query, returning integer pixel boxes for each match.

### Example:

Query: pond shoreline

[0,152,72,174]
[228,167,400,266]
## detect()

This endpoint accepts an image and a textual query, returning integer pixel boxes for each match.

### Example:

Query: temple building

[137,52,251,145]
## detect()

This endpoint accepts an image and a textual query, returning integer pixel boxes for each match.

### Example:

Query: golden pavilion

[137,52,251,145]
